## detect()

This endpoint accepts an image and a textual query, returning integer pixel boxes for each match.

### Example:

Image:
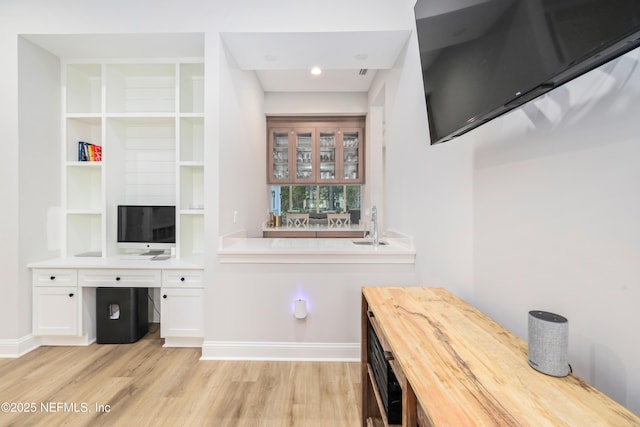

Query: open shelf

[66,213,103,257]
[63,60,203,260]
[106,64,176,114]
[66,117,102,162]
[180,165,204,211]
[106,116,176,205]
[180,116,204,162]
[180,213,204,259]
[180,63,204,114]
[366,364,401,427]
[66,64,102,114]
[66,165,102,211]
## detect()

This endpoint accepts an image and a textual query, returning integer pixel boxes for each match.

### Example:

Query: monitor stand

[141,250,165,256]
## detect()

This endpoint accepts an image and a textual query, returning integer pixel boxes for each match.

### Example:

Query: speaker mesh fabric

[528,310,569,377]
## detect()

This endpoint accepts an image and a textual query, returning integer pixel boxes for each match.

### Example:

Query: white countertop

[28,255,204,269]
[218,230,415,264]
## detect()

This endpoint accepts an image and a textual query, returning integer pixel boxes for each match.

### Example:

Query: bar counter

[218,230,415,264]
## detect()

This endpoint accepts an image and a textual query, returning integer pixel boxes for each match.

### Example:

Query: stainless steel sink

[352,240,388,246]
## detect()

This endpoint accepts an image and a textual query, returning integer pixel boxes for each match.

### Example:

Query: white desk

[29,256,204,348]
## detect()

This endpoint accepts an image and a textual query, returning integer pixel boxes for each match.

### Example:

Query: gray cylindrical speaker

[528,310,569,377]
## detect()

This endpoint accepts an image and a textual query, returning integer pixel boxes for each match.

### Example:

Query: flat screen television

[415,0,640,144]
[117,205,176,252]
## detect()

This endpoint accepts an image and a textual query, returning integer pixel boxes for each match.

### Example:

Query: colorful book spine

[93,144,102,162]
[78,141,102,162]
[78,141,86,161]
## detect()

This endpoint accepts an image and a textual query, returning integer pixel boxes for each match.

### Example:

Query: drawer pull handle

[180,277,185,282]
[383,351,394,361]
[367,310,374,318]
[115,277,121,281]
[68,293,74,298]
[50,276,56,281]
[163,294,168,299]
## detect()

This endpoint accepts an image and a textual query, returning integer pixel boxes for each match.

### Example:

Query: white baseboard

[38,334,94,346]
[163,337,204,348]
[200,341,360,361]
[0,334,40,358]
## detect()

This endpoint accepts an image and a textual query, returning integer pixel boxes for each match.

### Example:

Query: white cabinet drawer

[32,269,78,286]
[161,269,203,288]
[78,269,161,287]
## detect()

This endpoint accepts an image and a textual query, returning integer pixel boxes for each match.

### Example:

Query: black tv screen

[415,0,640,144]
[117,205,176,246]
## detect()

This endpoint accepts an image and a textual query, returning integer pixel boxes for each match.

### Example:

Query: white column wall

[0,15,20,342]
[17,38,62,343]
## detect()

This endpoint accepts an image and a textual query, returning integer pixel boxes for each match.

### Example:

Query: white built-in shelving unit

[63,60,204,260]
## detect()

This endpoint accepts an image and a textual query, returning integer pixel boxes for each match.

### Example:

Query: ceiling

[21,33,205,59]
[221,31,412,92]
[22,30,412,93]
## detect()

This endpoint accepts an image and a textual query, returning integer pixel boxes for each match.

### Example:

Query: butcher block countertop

[361,287,639,426]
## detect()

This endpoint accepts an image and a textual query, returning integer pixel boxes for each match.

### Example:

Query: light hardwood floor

[0,329,361,426]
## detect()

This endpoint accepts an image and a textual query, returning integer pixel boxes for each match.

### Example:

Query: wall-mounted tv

[117,205,176,252]
[415,0,640,144]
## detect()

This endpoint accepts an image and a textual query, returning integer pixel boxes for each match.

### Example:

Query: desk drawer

[162,270,203,288]
[33,269,78,286]
[78,269,161,287]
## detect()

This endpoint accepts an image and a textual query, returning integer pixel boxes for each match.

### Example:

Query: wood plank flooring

[0,329,361,426]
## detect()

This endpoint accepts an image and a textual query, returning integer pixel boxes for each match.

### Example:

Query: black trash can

[96,287,148,344]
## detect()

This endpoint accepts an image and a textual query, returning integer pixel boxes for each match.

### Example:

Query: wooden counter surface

[362,287,639,426]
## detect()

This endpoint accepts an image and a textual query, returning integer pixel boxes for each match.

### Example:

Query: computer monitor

[117,205,176,253]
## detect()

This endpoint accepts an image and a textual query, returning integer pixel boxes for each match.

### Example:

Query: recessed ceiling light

[310,67,322,76]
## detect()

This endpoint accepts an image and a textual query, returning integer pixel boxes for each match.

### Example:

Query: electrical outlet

[233,210,238,224]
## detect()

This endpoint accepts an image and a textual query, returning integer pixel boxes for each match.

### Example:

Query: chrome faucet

[371,205,379,246]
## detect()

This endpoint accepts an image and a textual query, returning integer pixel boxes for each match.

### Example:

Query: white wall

[217,43,266,237]
[204,262,417,360]
[264,92,368,116]
[17,38,62,338]
[216,0,413,33]
[374,33,475,298]
[470,49,640,412]
[381,21,640,414]
[0,17,22,342]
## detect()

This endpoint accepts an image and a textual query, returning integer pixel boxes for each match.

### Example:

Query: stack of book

[78,141,102,162]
